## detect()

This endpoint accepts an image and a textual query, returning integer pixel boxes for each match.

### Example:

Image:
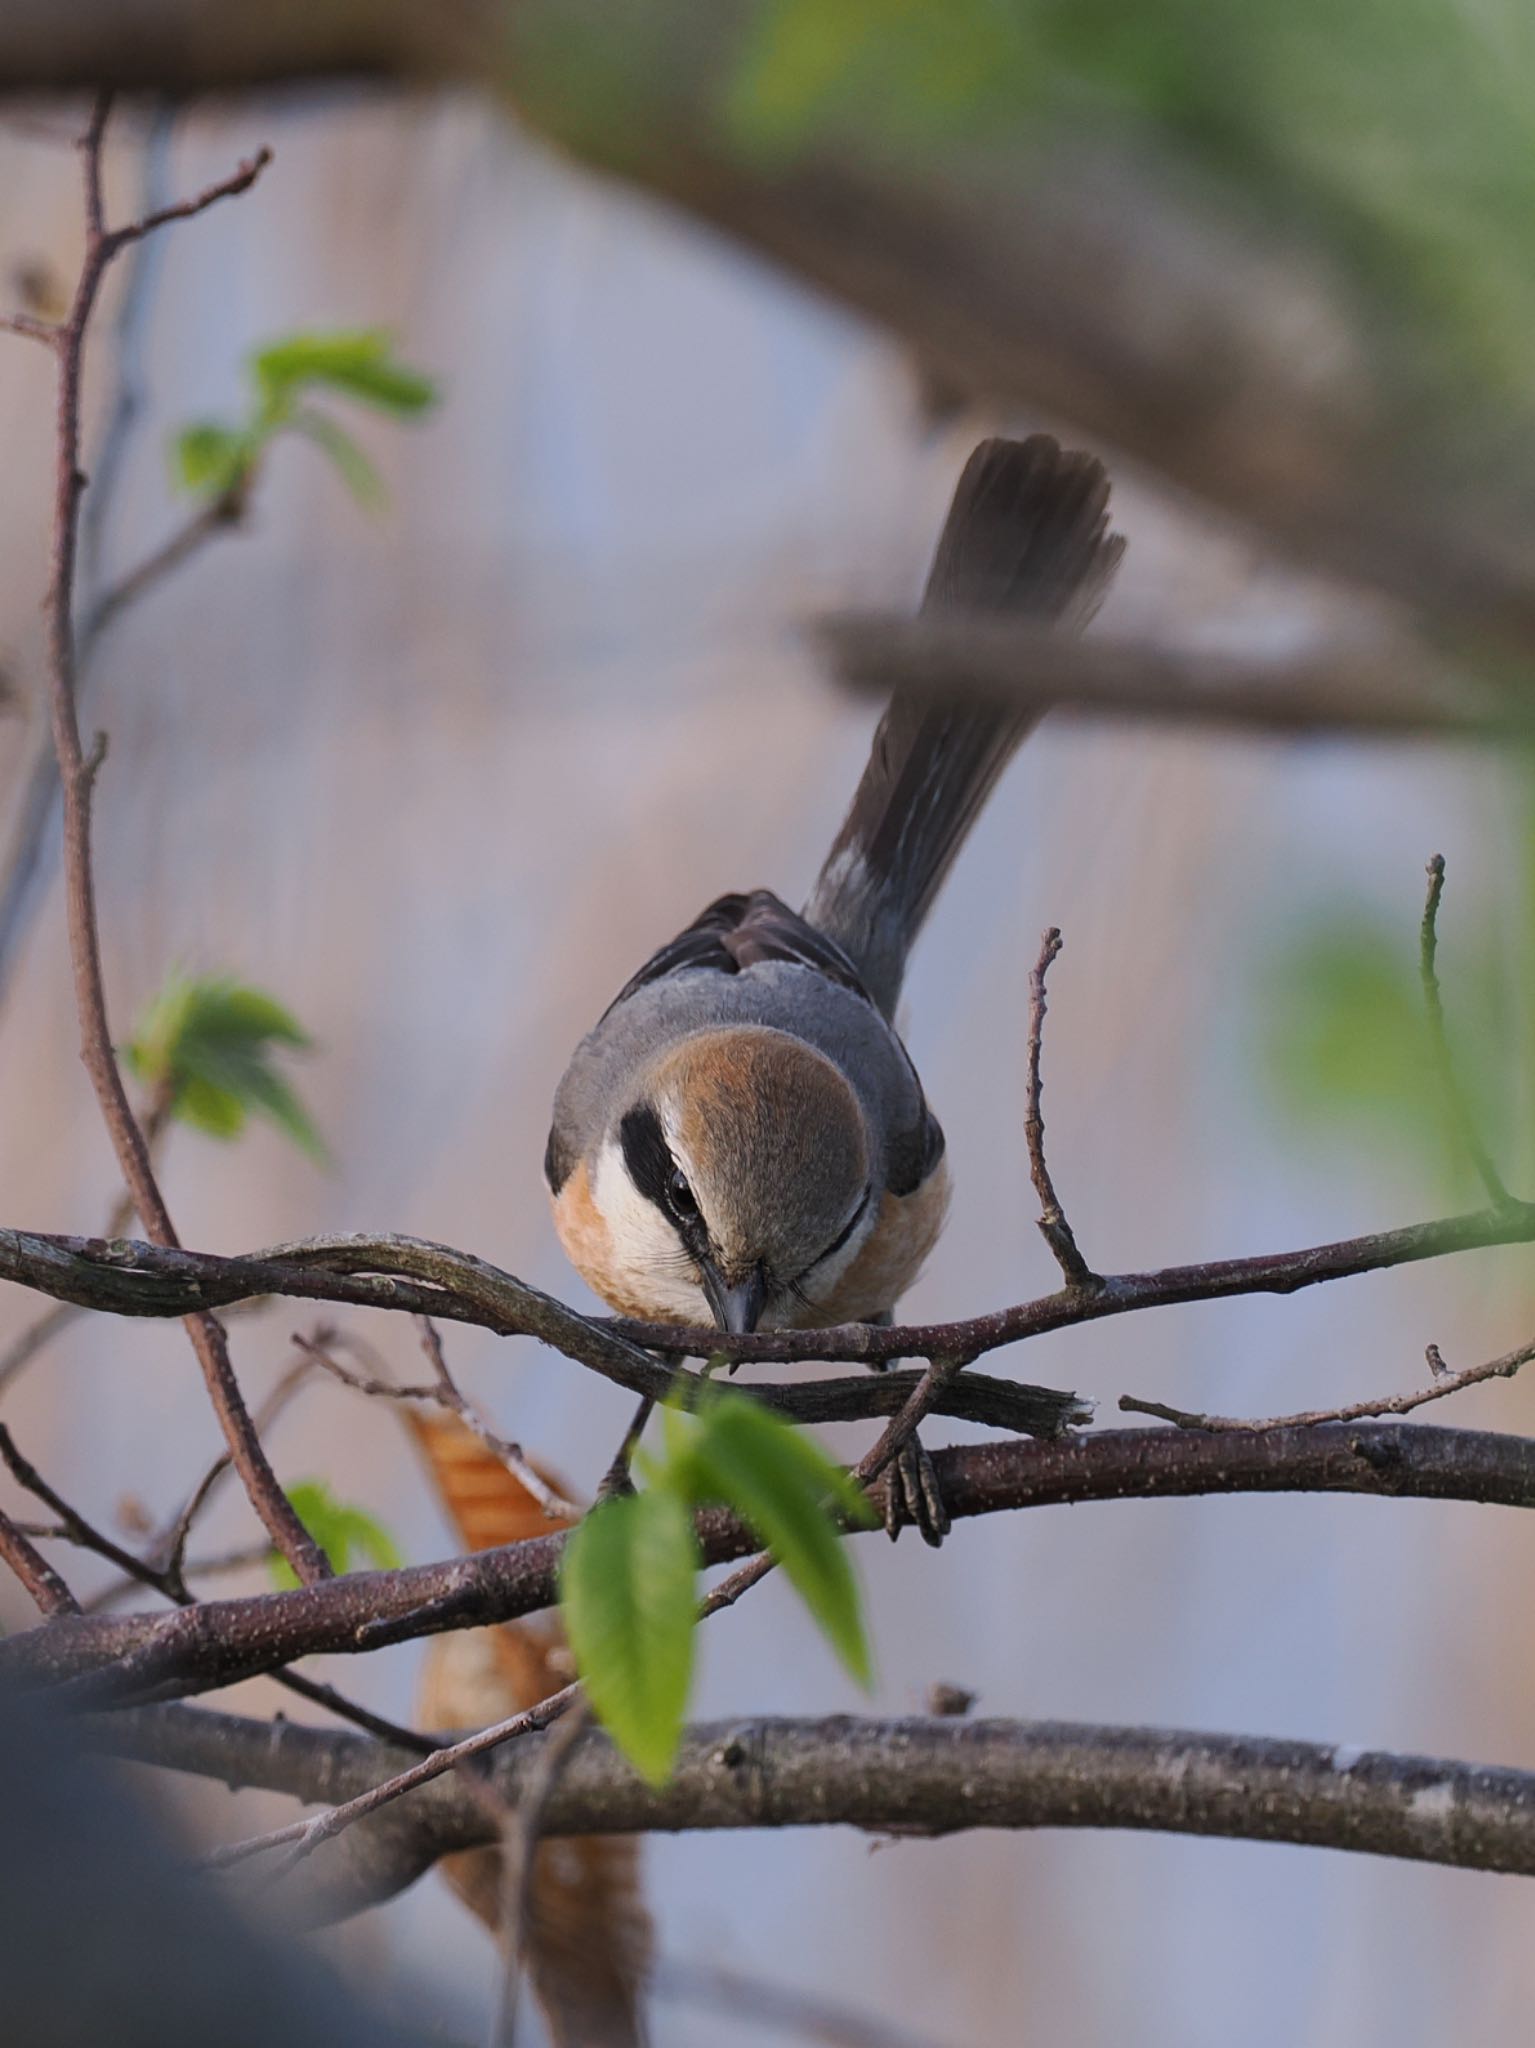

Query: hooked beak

[701,1260,767,1336]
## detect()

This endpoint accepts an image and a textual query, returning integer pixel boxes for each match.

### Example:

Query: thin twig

[1420,852,1513,1208]
[206,1683,584,1875]
[0,311,59,344]
[1023,927,1096,1287]
[0,1089,172,1403]
[292,1324,581,1522]
[14,95,318,1581]
[494,1698,593,2047]
[1120,1333,1535,1434]
[0,1413,429,1749]
[0,1500,78,1614]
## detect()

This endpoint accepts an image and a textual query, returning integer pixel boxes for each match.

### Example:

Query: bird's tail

[805,434,1124,1015]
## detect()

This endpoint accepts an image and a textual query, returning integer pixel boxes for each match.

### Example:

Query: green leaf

[686,1394,876,1688]
[288,407,388,509]
[560,1489,700,1786]
[251,330,438,417]
[171,421,255,498]
[268,1479,404,1589]
[126,972,324,1161]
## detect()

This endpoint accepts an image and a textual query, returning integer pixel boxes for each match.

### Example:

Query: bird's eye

[668,1168,698,1216]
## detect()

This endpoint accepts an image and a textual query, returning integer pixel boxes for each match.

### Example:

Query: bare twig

[207,1684,584,1876]
[293,1321,580,1521]
[1121,1332,1535,1434]
[0,1411,429,1749]
[1420,853,1514,1209]
[0,1088,172,1403]
[0,1500,78,1615]
[1023,927,1096,1287]
[8,95,320,1581]
[494,1697,593,2047]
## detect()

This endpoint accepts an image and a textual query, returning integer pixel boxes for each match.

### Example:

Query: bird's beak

[702,1261,767,1335]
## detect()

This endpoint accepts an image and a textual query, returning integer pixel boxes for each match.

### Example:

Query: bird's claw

[884,1432,949,1548]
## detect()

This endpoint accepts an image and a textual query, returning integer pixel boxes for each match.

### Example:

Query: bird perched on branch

[546,435,1123,1541]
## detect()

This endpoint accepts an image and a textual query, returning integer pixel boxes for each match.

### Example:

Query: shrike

[547,435,1123,1539]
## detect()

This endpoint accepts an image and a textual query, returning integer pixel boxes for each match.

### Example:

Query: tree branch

[1023,926,1096,1287]
[98,1705,1535,1899]
[818,616,1532,744]
[9,94,321,1582]
[9,1421,1535,1701]
[5,1188,1534,1374]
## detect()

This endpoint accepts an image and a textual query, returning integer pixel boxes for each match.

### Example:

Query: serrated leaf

[251,329,437,416]
[171,421,255,498]
[561,1489,700,1786]
[687,1394,875,1688]
[288,407,388,510]
[268,1478,404,1589]
[126,971,323,1160]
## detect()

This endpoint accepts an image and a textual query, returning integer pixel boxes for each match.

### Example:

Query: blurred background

[1,40,1534,2048]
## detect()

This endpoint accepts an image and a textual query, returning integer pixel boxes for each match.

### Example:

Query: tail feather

[806,435,1123,1014]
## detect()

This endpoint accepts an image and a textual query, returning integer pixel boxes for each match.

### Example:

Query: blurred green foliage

[125,971,324,1160]
[171,329,438,510]
[561,1388,876,1785]
[724,0,1535,397]
[1261,870,1520,1194]
[267,1479,403,1591]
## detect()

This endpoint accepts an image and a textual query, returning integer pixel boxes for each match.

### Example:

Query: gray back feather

[804,435,1124,1016]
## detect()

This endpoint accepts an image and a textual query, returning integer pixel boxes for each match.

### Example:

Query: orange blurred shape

[407,1410,653,2047]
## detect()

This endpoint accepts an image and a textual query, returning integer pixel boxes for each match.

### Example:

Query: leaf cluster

[172,329,437,511]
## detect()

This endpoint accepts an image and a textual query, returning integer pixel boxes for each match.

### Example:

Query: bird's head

[592,1026,875,1333]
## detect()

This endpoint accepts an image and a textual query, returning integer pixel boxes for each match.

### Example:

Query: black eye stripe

[618,1104,674,1210]
[619,1104,709,1252]
[805,1184,872,1274]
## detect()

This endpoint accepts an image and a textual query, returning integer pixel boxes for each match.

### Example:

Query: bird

[546,434,1124,1541]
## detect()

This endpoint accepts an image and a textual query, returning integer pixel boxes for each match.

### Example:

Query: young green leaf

[126,972,325,1161]
[251,330,438,417]
[172,420,255,498]
[687,1394,876,1688]
[268,1478,403,1590]
[560,1489,700,1787]
[288,408,387,509]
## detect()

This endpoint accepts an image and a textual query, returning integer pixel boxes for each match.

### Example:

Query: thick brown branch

[9,1422,1535,1701]
[100,1706,1535,1899]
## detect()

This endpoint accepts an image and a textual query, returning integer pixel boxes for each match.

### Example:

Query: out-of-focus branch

[818,615,1530,743]
[8,1420,1535,1702]
[0,8,1534,652]
[100,1704,1535,1902]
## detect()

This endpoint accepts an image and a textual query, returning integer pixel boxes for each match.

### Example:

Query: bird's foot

[884,1431,949,1548]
